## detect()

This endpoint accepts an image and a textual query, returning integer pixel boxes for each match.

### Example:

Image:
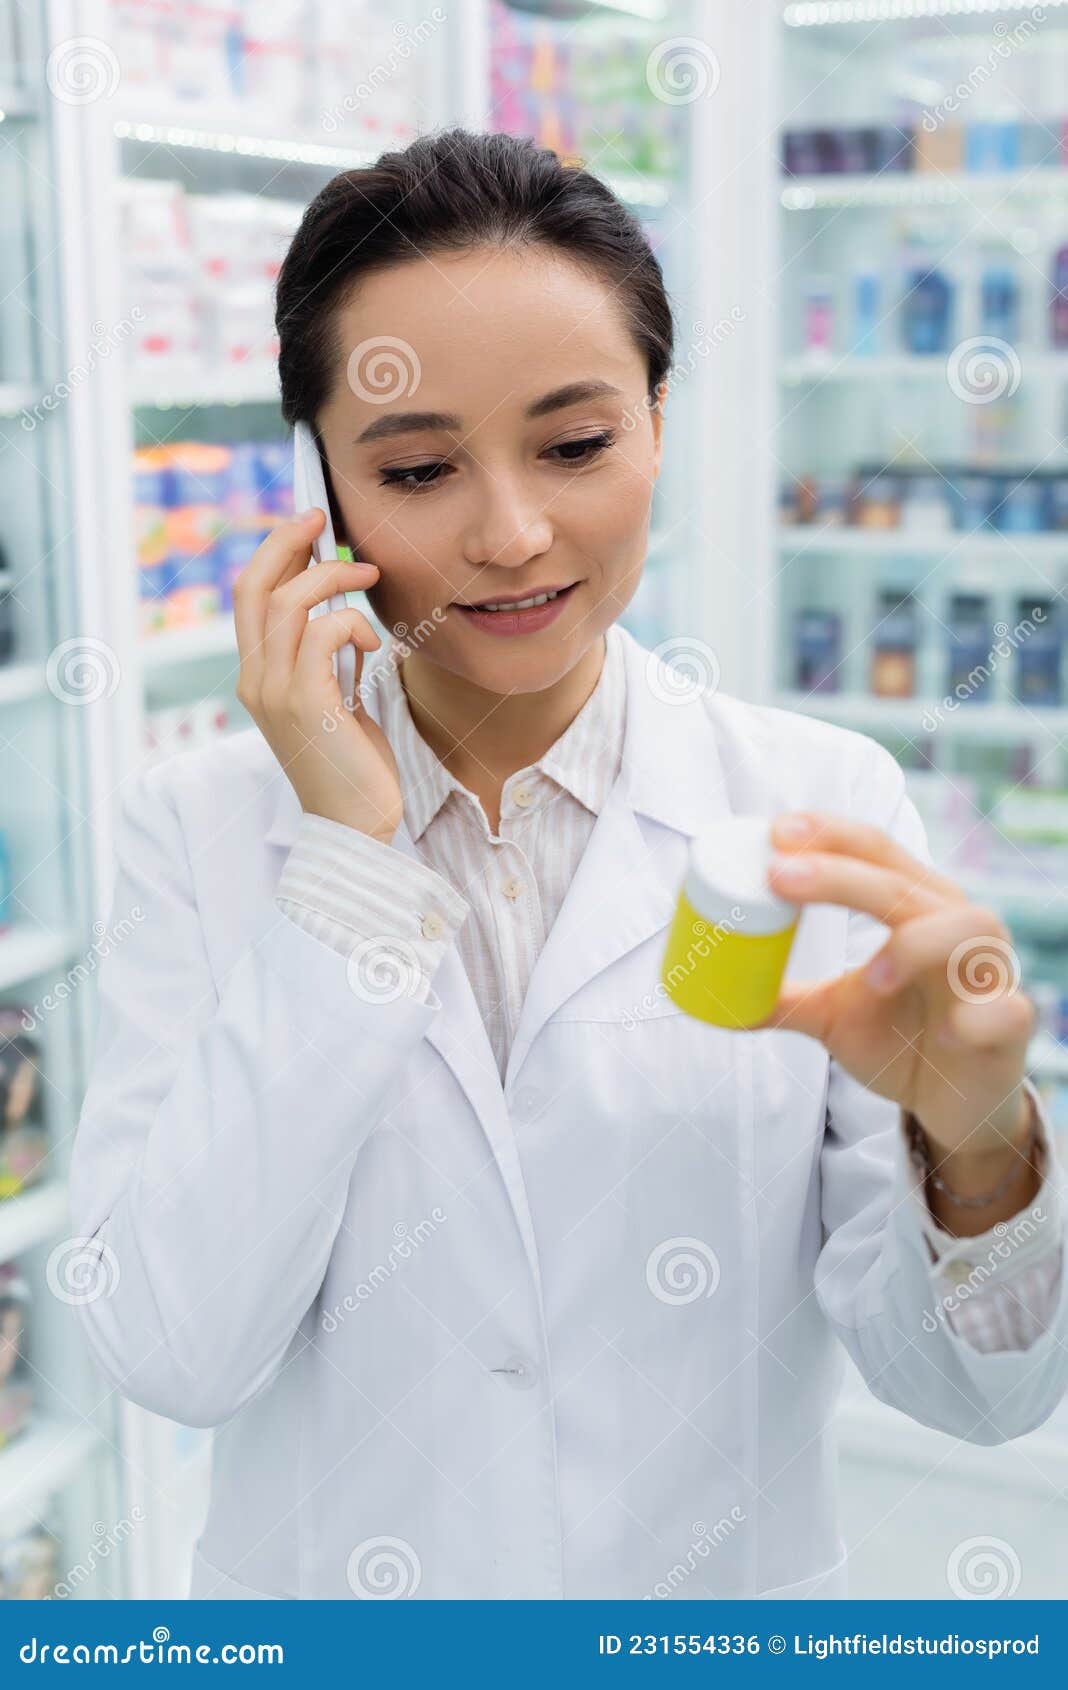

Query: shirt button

[492,1354,538,1390]
[512,783,534,808]
[501,876,525,900]
[421,911,445,939]
[942,1258,974,1284]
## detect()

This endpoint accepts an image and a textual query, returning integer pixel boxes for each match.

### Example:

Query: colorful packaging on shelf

[0,1263,32,1449]
[996,477,1045,534]
[984,785,1068,881]
[902,267,953,355]
[1013,597,1062,707]
[136,439,293,634]
[144,696,234,766]
[870,589,918,698]
[965,120,1021,173]
[946,592,994,704]
[0,1516,60,1601]
[794,610,841,694]
[0,1012,47,1199]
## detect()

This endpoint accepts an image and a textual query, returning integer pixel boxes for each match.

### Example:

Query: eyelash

[377,430,618,495]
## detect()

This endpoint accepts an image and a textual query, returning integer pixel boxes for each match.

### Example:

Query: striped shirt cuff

[274,812,470,999]
[903,1078,1065,1352]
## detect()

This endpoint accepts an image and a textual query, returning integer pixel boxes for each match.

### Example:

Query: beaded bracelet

[904,1094,1041,1210]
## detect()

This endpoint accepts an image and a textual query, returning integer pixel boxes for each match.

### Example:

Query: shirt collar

[375,622,628,843]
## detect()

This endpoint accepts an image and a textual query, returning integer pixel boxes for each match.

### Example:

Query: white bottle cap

[684,816,800,936]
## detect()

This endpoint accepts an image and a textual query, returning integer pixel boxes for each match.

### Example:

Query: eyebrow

[351,379,624,446]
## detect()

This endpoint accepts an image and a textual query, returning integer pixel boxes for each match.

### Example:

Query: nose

[460,468,554,572]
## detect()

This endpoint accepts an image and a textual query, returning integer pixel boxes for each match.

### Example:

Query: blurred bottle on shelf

[0,1014,48,1200]
[870,589,917,699]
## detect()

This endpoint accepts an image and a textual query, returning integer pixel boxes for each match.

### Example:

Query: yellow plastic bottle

[660,816,800,1029]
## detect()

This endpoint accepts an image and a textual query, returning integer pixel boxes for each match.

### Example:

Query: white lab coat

[70,623,1068,1600]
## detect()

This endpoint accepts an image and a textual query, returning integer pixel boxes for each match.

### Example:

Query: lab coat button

[421,911,445,940]
[492,1354,538,1390]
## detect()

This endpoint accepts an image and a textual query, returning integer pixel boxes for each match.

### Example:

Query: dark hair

[275,126,674,429]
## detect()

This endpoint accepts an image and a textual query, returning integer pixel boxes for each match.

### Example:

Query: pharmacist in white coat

[70,130,1068,1601]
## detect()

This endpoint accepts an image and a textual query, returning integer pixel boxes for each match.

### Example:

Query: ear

[649,380,667,473]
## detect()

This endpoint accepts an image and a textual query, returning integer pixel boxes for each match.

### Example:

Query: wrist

[917,1082,1032,1167]
[907,1084,1042,1227]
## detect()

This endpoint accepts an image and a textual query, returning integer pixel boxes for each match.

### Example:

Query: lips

[452,580,580,637]
[460,582,577,611]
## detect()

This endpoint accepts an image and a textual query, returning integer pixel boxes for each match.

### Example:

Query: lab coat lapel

[261,627,735,1299]
[503,627,734,1087]
[261,671,546,1297]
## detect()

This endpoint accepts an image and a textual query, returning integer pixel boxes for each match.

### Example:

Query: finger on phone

[291,607,380,706]
[232,510,326,671]
[262,560,380,678]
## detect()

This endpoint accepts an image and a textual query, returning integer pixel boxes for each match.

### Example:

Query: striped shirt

[274,621,1061,1355]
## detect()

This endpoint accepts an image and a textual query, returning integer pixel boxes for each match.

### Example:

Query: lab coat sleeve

[274,811,469,989]
[906,1087,1064,1353]
[813,737,1068,1443]
[68,764,460,1428]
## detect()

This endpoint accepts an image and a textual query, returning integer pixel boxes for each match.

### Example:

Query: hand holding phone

[292,420,360,712]
[230,442,404,842]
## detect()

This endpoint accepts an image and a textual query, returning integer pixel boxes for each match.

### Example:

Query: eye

[378,460,452,494]
[545,429,617,467]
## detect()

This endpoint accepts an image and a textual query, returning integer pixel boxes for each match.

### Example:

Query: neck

[398,635,608,798]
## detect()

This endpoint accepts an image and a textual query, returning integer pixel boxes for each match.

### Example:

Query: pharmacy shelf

[0,662,47,705]
[0,927,79,992]
[778,526,1068,559]
[129,367,280,411]
[0,1183,69,1262]
[0,87,37,121]
[960,872,1068,919]
[774,689,1068,741]
[140,620,238,673]
[0,1419,106,1515]
[113,108,378,171]
[782,354,1068,385]
[0,383,39,417]
[784,0,1068,26]
[782,169,1068,210]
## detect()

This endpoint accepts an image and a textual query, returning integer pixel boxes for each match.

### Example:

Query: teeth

[475,589,561,612]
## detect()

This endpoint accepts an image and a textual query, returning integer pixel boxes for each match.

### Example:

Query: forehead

[327,244,644,419]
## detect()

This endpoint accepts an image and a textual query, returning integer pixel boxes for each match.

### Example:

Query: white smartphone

[292,419,358,712]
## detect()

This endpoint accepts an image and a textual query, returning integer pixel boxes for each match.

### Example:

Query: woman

[71,130,1067,1602]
